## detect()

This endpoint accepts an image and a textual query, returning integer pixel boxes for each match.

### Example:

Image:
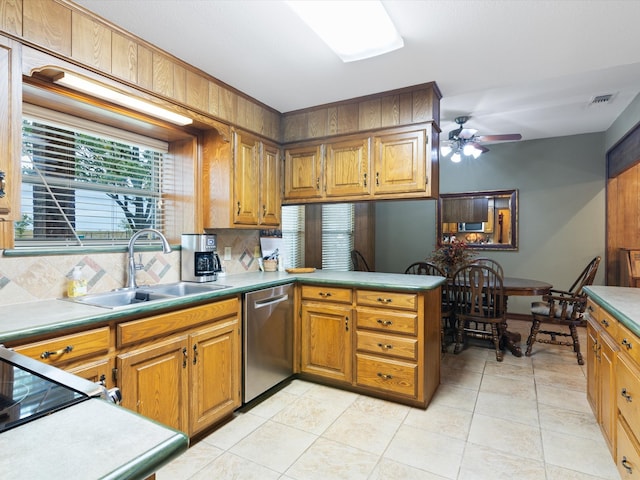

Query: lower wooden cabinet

[117,298,241,436]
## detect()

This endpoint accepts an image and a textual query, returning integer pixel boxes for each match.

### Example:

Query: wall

[375,132,606,314]
[605,92,640,151]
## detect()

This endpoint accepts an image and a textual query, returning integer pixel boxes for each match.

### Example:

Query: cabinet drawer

[356,353,417,397]
[596,306,618,339]
[118,297,239,347]
[617,418,640,480]
[356,290,417,311]
[617,323,640,366]
[617,354,640,435]
[356,331,418,360]
[301,285,352,304]
[356,308,418,335]
[14,327,110,366]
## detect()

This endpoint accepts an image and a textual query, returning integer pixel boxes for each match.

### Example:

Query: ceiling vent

[589,94,614,106]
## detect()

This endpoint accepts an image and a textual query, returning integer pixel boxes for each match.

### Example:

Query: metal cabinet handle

[345,316,349,332]
[316,177,320,189]
[377,297,392,304]
[621,456,633,474]
[237,201,241,215]
[600,319,609,327]
[377,343,393,350]
[377,372,393,380]
[182,347,188,368]
[318,292,332,298]
[193,344,198,365]
[41,345,73,359]
[363,172,367,187]
[376,172,380,186]
[621,388,633,402]
[622,338,633,349]
[376,319,393,326]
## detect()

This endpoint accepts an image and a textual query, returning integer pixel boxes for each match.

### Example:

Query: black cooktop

[0,346,103,433]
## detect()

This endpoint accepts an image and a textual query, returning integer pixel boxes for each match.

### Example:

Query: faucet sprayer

[126,228,172,289]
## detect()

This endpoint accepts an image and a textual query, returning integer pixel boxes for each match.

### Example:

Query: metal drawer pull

[237,201,241,215]
[622,338,633,349]
[377,372,393,380]
[621,456,633,474]
[376,319,393,326]
[600,319,609,327]
[40,345,73,359]
[182,347,188,368]
[319,292,332,298]
[621,388,633,402]
[193,344,198,365]
[377,343,393,350]
[377,297,392,304]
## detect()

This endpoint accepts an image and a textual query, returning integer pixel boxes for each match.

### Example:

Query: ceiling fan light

[451,152,462,163]
[440,145,452,156]
[471,148,482,159]
[462,143,476,156]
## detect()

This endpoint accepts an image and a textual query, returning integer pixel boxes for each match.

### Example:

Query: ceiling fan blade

[476,133,522,142]
[458,128,478,140]
[469,142,489,153]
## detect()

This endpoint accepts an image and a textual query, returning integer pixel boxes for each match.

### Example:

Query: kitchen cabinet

[0,35,21,222]
[117,297,241,436]
[298,283,441,408]
[207,129,281,228]
[283,123,437,204]
[300,285,353,383]
[586,301,618,454]
[13,326,115,388]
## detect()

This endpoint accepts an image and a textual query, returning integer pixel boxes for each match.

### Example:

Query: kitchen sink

[65,282,231,309]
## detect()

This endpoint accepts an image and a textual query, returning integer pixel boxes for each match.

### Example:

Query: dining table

[500,277,553,356]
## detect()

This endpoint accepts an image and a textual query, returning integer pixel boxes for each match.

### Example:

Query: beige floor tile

[271,394,351,435]
[467,413,543,461]
[246,389,300,419]
[404,403,473,440]
[155,441,224,480]
[538,403,602,440]
[440,365,483,390]
[189,451,280,480]
[483,359,533,378]
[384,424,466,479]
[323,406,401,454]
[534,365,587,392]
[281,379,316,396]
[200,411,267,450]
[458,443,546,480]
[542,429,620,479]
[429,382,478,412]
[229,420,317,473]
[479,372,536,400]
[349,394,411,423]
[536,383,592,414]
[285,437,379,480]
[474,390,539,427]
[369,458,449,479]
[546,463,618,480]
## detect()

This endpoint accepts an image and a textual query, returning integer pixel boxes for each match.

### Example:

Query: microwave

[458,222,485,233]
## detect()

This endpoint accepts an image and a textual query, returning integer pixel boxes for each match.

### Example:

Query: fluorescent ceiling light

[54,72,193,126]
[286,0,404,62]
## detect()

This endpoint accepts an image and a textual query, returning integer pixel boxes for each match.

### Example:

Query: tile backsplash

[0,230,261,306]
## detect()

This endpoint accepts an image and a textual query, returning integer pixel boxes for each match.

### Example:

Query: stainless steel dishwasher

[243,283,294,404]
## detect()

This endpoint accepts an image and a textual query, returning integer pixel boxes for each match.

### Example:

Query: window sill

[3,245,180,257]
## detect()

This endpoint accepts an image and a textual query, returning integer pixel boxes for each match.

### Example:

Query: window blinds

[321,203,354,271]
[281,205,305,268]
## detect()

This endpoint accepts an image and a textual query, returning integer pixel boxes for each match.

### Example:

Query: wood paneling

[111,31,137,83]
[22,0,71,56]
[0,0,22,36]
[71,12,111,71]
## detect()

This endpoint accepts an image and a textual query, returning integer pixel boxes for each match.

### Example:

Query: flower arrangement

[430,239,474,275]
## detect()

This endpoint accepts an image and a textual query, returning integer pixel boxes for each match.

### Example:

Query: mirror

[437,189,518,250]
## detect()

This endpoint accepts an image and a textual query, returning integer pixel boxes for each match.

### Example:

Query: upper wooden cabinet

[205,129,281,228]
[283,123,438,204]
[0,35,21,221]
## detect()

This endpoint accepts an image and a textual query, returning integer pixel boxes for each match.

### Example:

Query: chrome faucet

[126,228,172,289]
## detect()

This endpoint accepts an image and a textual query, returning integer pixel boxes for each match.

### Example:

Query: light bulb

[440,145,452,156]
[451,152,461,163]
[463,144,475,156]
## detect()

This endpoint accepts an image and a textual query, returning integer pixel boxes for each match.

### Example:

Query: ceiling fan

[441,116,522,162]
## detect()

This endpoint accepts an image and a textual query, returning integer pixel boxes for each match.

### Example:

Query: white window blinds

[281,205,305,268]
[18,107,168,247]
[322,203,354,271]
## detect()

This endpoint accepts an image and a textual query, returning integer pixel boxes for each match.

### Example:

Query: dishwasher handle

[253,294,289,309]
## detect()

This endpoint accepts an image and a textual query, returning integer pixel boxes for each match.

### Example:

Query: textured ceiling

[73,0,640,145]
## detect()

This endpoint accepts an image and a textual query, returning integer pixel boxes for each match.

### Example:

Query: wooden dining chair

[525,256,601,365]
[405,262,454,352]
[451,263,507,361]
[470,257,504,278]
[351,249,371,272]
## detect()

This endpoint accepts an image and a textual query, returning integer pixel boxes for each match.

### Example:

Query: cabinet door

[599,332,617,454]
[373,128,426,195]
[586,319,599,413]
[67,357,115,389]
[283,144,323,200]
[0,35,21,221]
[189,318,240,435]
[300,302,352,383]
[325,138,370,197]
[233,131,260,225]
[118,335,190,433]
[260,142,281,226]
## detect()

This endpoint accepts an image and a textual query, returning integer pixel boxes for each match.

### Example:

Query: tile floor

[157,320,621,480]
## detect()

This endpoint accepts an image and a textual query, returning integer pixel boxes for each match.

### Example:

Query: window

[281,203,354,270]
[17,106,168,247]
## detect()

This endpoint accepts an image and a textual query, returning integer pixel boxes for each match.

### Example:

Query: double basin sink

[67,282,231,309]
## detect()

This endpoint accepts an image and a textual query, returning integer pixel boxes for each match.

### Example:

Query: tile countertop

[2,398,188,480]
[0,270,446,344]
[584,285,640,337]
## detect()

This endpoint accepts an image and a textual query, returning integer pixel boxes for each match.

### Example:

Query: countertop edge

[584,286,640,337]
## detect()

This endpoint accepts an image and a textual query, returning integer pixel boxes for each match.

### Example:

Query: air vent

[589,94,614,105]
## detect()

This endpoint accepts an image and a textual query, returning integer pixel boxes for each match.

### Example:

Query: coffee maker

[181,234,222,282]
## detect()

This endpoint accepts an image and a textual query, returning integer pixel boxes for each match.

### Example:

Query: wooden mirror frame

[437,189,518,251]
